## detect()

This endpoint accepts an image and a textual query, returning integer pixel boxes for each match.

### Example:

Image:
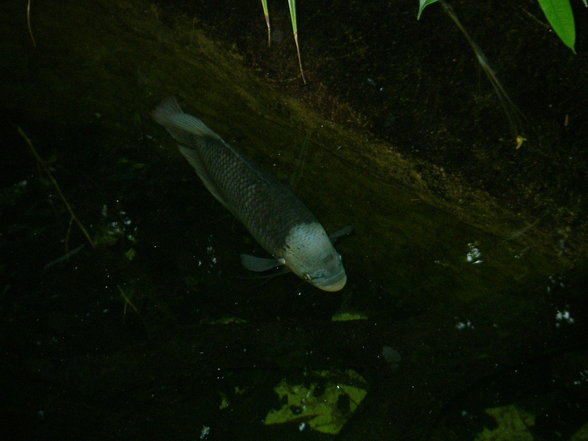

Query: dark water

[1,0,587,440]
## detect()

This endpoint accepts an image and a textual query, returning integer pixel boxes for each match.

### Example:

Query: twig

[43,244,86,271]
[117,285,139,315]
[17,126,96,248]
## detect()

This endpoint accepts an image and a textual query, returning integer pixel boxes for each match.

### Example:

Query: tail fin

[151,97,221,143]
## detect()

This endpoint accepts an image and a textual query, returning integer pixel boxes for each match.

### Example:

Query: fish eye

[303,273,312,280]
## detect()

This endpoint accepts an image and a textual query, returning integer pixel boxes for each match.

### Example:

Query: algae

[474,405,535,441]
[264,369,367,435]
[570,421,588,441]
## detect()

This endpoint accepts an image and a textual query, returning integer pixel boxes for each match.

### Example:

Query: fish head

[282,222,347,292]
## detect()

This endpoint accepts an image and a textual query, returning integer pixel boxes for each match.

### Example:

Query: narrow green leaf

[287,0,306,83]
[287,0,298,34]
[537,0,576,52]
[260,0,271,47]
[417,0,439,20]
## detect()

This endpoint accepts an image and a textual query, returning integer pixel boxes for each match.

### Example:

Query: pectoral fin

[240,254,286,272]
[329,225,353,243]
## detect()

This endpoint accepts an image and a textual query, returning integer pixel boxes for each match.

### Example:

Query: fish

[151,97,347,291]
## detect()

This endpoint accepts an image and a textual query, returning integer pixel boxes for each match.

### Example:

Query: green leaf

[260,0,270,47]
[417,0,439,20]
[260,0,269,19]
[287,0,298,34]
[537,0,576,52]
[287,0,306,83]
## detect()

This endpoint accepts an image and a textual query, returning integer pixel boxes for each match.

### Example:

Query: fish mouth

[314,273,347,292]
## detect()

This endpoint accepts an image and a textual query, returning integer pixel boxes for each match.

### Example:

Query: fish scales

[152,97,347,291]
[183,133,317,254]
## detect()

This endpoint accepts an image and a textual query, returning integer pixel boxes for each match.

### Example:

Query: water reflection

[466,242,483,264]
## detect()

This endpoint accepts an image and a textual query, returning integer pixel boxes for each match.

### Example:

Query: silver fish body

[152,97,346,291]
